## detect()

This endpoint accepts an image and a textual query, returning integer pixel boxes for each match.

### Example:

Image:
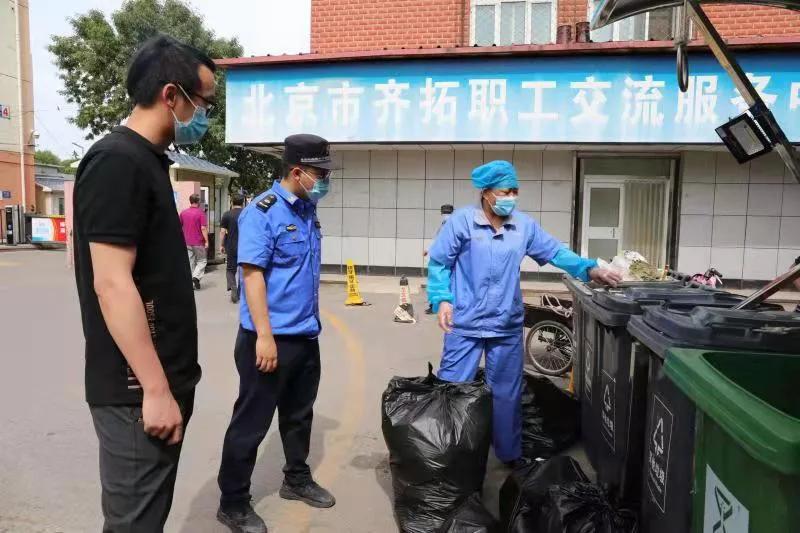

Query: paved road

[0,250,518,533]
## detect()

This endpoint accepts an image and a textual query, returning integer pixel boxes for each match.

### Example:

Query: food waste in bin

[382,364,492,533]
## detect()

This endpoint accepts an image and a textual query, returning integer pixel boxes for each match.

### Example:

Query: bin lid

[592,287,748,316]
[562,275,594,299]
[665,348,800,475]
[643,306,800,353]
[628,315,679,357]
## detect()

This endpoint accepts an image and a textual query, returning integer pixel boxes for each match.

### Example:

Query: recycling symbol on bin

[603,384,612,412]
[713,486,733,533]
[653,417,665,456]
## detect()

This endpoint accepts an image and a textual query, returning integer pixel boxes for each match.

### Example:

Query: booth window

[588,1,682,42]
[472,0,556,46]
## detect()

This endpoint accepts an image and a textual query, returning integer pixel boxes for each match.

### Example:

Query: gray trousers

[90,393,194,533]
[226,269,240,303]
[187,246,207,281]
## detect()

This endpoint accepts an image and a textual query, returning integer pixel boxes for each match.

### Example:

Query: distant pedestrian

[72,35,216,532]
[220,193,245,303]
[180,193,209,290]
[424,204,454,314]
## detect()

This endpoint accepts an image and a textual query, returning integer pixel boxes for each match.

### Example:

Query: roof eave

[215,36,800,69]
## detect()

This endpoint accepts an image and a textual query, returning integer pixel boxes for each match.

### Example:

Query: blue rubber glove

[427,258,454,312]
[548,247,598,282]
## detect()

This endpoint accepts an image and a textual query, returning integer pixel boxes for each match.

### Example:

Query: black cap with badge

[283,134,337,170]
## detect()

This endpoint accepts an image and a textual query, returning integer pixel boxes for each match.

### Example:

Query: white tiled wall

[318,148,575,269]
[678,151,800,280]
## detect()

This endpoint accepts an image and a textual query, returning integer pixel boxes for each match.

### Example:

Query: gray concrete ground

[0,250,547,533]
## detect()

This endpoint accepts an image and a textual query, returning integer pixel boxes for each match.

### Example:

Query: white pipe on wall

[15,0,27,213]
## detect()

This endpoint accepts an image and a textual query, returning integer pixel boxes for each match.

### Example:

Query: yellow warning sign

[345,260,366,306]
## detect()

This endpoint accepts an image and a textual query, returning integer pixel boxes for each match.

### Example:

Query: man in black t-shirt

[220,193,245,303]
[73,36,216,532]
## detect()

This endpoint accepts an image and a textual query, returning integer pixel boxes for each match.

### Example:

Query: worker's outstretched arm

[548,247,598,282]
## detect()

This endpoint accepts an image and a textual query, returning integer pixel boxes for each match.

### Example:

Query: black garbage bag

[382,364,493,533]
[439,493,499,533]
[540,482,639,533]
[521,375,579,460]
[499,456,588,532]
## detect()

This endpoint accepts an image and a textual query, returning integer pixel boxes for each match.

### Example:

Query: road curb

[0,245,37,253]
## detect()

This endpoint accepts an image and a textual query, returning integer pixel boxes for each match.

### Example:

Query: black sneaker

[231,290,240,304]
[279,480,336,508]
[192,278,201,290]
[216,503,267,533]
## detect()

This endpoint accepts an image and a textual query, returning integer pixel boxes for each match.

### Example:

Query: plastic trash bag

[540,482,638,533]
[500,456,588,532]
[439,493,499,533]
[382,364,493,533]
[598,251,664,282]
[521,375,579,460]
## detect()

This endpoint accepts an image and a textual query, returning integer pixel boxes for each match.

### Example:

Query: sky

[30,0,311,159]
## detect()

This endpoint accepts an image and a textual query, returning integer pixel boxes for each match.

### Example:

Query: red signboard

[30,216,67,243]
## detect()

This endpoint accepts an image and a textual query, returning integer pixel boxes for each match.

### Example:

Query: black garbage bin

[562,275,592,403]
[629,306,800,533]
[563,276,683,470]
[582,287,782,506]
[563,275,598,467]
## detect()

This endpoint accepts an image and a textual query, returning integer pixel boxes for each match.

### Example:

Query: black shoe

[504,457,534,471]
[231,291,240,304]
[216,503,267,533]
[279,480,336,508]
[424,305,434,315]
[193,278,201,290]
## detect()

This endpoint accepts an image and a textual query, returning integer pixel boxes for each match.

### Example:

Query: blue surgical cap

[471,160,519,190]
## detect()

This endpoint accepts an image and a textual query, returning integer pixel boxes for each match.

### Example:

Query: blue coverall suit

[427,162,597,463]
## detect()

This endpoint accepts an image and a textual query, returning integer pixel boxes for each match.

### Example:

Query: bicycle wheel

[525,320,574,377]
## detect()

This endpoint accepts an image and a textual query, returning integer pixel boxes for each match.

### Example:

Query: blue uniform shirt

[428,205,561,338]
[237,182,322,336]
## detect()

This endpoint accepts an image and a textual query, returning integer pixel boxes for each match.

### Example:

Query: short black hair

[189,194,200,205]
[231,194,244,206]
[126,34,216,107]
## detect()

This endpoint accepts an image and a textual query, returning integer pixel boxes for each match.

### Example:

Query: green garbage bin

[665,348,800,533]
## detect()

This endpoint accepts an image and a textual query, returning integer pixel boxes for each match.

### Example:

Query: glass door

[582,182,624,261]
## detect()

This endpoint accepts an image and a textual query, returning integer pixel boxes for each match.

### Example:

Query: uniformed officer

[216,134,335,533]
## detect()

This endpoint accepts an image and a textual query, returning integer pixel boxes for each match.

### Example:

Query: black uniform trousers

[218,327,321,507]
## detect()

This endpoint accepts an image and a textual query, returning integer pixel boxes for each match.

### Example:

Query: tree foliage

[49,0,280,193]
[34,149,62,166]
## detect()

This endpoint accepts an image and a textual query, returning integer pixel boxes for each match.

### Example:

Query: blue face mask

[172,86,210,146]
[491,194,517,217]
[299,170,331,203]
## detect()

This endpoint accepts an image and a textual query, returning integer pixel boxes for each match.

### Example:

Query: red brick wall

[0,151,36,213]
[704,5,800,38]
[310,0,800,53]
[559,0,587,27]
[311,0,470,54]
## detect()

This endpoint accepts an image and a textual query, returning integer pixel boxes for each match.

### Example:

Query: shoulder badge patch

[256,194,277,212]
[314,220,322,229]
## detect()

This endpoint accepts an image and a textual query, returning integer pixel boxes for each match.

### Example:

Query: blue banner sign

[225,52,800,144]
